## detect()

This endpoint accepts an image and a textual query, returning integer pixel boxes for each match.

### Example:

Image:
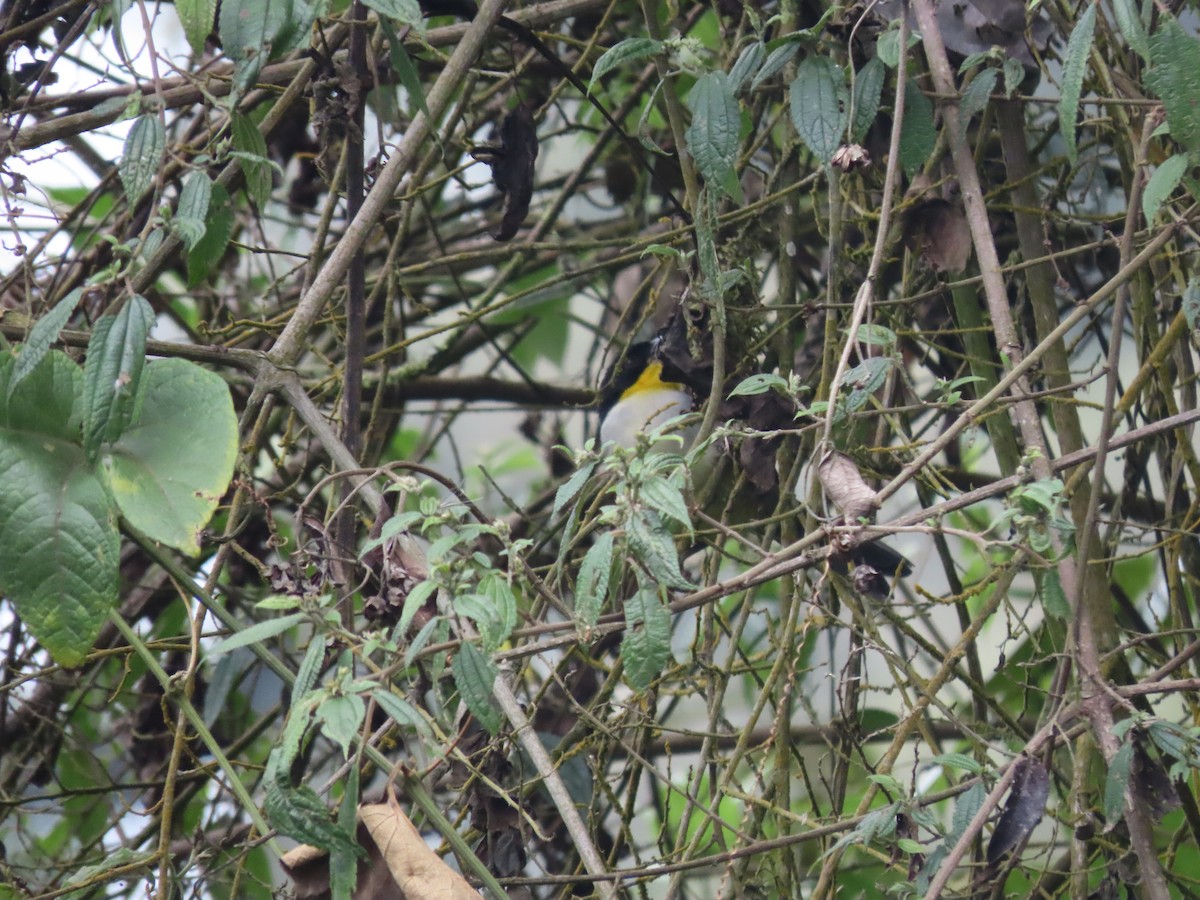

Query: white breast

[599,389,694,449]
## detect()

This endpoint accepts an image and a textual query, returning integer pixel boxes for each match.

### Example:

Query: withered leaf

[471,102,539,241]
[987,756,1050,863]
[281,801,484,900]
[818,450,877,523]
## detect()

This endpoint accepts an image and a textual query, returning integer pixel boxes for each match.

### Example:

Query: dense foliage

[3,0,1200,896]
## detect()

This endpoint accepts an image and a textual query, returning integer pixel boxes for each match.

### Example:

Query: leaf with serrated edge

[1059,2,1097,164]
[175,0,217,54]
[119,116,164,202]
[1104,739,1134,829]
[371,689,430,735]
[575,531,615,631]
[10,290,84,399]
[626,508,691,590]
[686,72,742,201]
[589,38,662,93]
[620,587,671,690]
[900,80,936,176]
[639,476,692,533]
[452,642,500,733]
[210,612,305,656]
[851,57,885,143]
[81,295,153,458]
[729,42,765,94]
[175,172,212,251]
[790,56,848,165]
[958,67,997,145]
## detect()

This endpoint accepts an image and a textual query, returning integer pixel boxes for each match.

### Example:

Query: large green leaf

[101,358,237,554]
[685,71,742,201]
[0,429,118,667]
[219,0,290,95]
[1147,20,1200,154]
[789,56,848,165]
[2,351,82,441]
[176,0,217,54]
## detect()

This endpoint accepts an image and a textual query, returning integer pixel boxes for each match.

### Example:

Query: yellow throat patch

[621,361,684,400]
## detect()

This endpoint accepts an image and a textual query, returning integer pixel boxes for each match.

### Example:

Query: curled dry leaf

[818,450,877,523]
[470,102,539,241]
[281,802,483,900]
[986,756,1050,864]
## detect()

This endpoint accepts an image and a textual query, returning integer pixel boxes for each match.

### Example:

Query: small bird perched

[597,338,694,450]
[595,332,912,582]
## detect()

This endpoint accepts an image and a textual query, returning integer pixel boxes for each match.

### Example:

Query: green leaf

[554,460,597,517]
[219,0,290,95]
[101,358,238,554]
[789,56,848,165]
[452,642,501,734]
[575,531,615,631]
[620,586,671,690]
[850,57,885,143]
[685,71,743,202]
[950,783,987,841]
[639,476,692,534]
[379,18,429,120]
[175,0,217,55]
[0,429,117,668]
[933,752,984,775]
[1002,58,1025,97]
[1059,1,1097,165]
[840,355,895,415]
[266,776,361,857]
[210,612,305,656]
[1183,276,1200,334]
[1112,0,1149,63]
[331,766,359,900]
[854,323,897,348]
[751,42,798,90]
[371,688,431,735]
[294,636,327,699]
[317,692,365,757]
[361,0,422,28]
[119,115,164,203]
[188,183,234,287]
[729,373,790,397]
[1147,20,1200,154]
[900,80,936,176]
[81,295,154,457]
[626,508,691,590]
[1104,739,1134,828]
[63,849,157,898]
[958,67,997,145]
[399,579,437,636]
[729,41,765,94]
[1039,569,1070,619]
[589,37,662,93]
[480,572,518,649]
[10,289,84,399]
[230,112,273,208]
[1142,154,1189,223]
[877,26,920,69]
[174,171,212,250]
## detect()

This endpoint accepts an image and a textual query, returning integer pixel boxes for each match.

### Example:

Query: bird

[595,333,913,584]
[597,338,695,451]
